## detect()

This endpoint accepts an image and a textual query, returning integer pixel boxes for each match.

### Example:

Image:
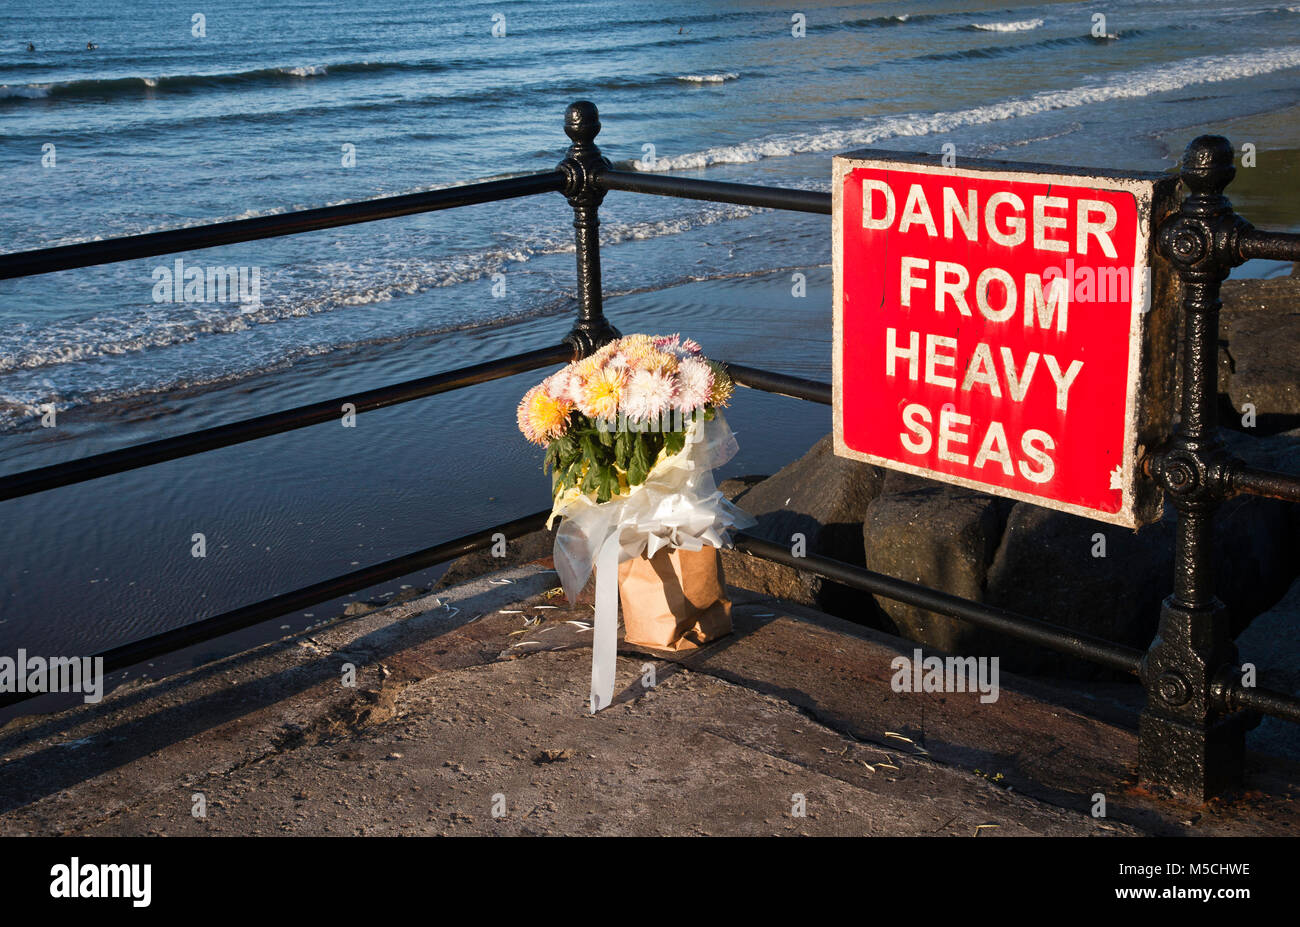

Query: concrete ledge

[0,565,1295,836]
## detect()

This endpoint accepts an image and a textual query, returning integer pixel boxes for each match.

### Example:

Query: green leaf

[596,465,616,504]
[580,461,599,495]
[629,438,652,486]
[663,429,685,457]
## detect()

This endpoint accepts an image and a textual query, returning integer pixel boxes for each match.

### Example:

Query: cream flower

[578,364,626,420]
[623,367,677,421]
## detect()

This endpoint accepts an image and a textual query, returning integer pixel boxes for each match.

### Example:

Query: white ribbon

[548,411,755,713]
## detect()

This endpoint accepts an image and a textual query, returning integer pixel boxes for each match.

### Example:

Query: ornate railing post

[1140,136,1254,799]
[559,101,620,357]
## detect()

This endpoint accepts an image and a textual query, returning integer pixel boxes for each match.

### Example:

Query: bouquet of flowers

[517,333,753,712]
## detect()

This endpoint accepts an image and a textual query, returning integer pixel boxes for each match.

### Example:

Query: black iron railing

[1,101,1299,801]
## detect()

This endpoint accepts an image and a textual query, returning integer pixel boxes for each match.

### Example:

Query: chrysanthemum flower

[624,367,677,421]
[646,349,679,374]
[574,353,606,381]
[620,334,655,353]
[578,364,626,420]
[676,356,714,412]
[708,360,734,406]
[545,368,583,404]
[517,384,574,445]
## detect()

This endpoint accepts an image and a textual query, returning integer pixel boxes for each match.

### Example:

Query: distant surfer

[86,41,97,50]
[26,42,35,52]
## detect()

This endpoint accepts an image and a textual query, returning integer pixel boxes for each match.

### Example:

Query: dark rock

[434,527,555,590]
[1218,276,1300,428]
[1238,576,1300,763]
[984,504,1175,676]
[858,428,1300,677]
[720,434,886,615]
[1223,309,1300,418]
[717,474,767,505]
[863,472,1007,654]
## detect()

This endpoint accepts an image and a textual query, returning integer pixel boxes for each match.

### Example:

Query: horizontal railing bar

[732,532,1144,674]
[0,343,572,502]
[1233,465,1300,503]
[599,169,832,215]
[1238,228,1300,264]
[1225,681,1300,725]
[0,508,553,709]
[723,362,832,405]
[0,171,565,280]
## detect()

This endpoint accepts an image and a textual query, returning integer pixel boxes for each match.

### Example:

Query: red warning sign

[832,150,1179,527]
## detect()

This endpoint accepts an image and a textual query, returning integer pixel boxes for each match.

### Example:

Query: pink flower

[624,367,677,421]
[675,356,713,412]
[545,368,583,405]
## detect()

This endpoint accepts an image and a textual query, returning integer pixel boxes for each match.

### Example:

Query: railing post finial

[559,101,619,358]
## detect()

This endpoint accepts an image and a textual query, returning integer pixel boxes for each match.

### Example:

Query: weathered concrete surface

[0,564,1296,836]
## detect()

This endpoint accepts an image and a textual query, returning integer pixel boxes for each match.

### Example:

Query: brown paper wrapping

[617,545,732,650]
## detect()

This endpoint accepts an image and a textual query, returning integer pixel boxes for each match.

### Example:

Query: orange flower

[517,384,573,445]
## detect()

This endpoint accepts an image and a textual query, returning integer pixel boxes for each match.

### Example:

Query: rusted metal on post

[1230,464,1300,503]
[1237,228,1300,263]
[558,101,620,357]
[1140,136,1255,799]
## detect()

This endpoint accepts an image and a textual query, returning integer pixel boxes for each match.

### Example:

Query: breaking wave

[676,72,739,83]
[970,19,1045,32]
[636,46,1300,172]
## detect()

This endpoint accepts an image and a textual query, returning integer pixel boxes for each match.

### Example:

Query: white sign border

[831,152,1169,529]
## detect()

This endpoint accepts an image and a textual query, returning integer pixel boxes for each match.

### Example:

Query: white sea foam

[639,46,1300,172]
[973,19,1044,32]
[676,72,739,83]
[0,84,52,99]
[283,65,328,77]
[0,197,762,381]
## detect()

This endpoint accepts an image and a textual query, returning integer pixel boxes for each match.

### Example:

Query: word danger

[835,160,1147,519]
[861,178,1121,257]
